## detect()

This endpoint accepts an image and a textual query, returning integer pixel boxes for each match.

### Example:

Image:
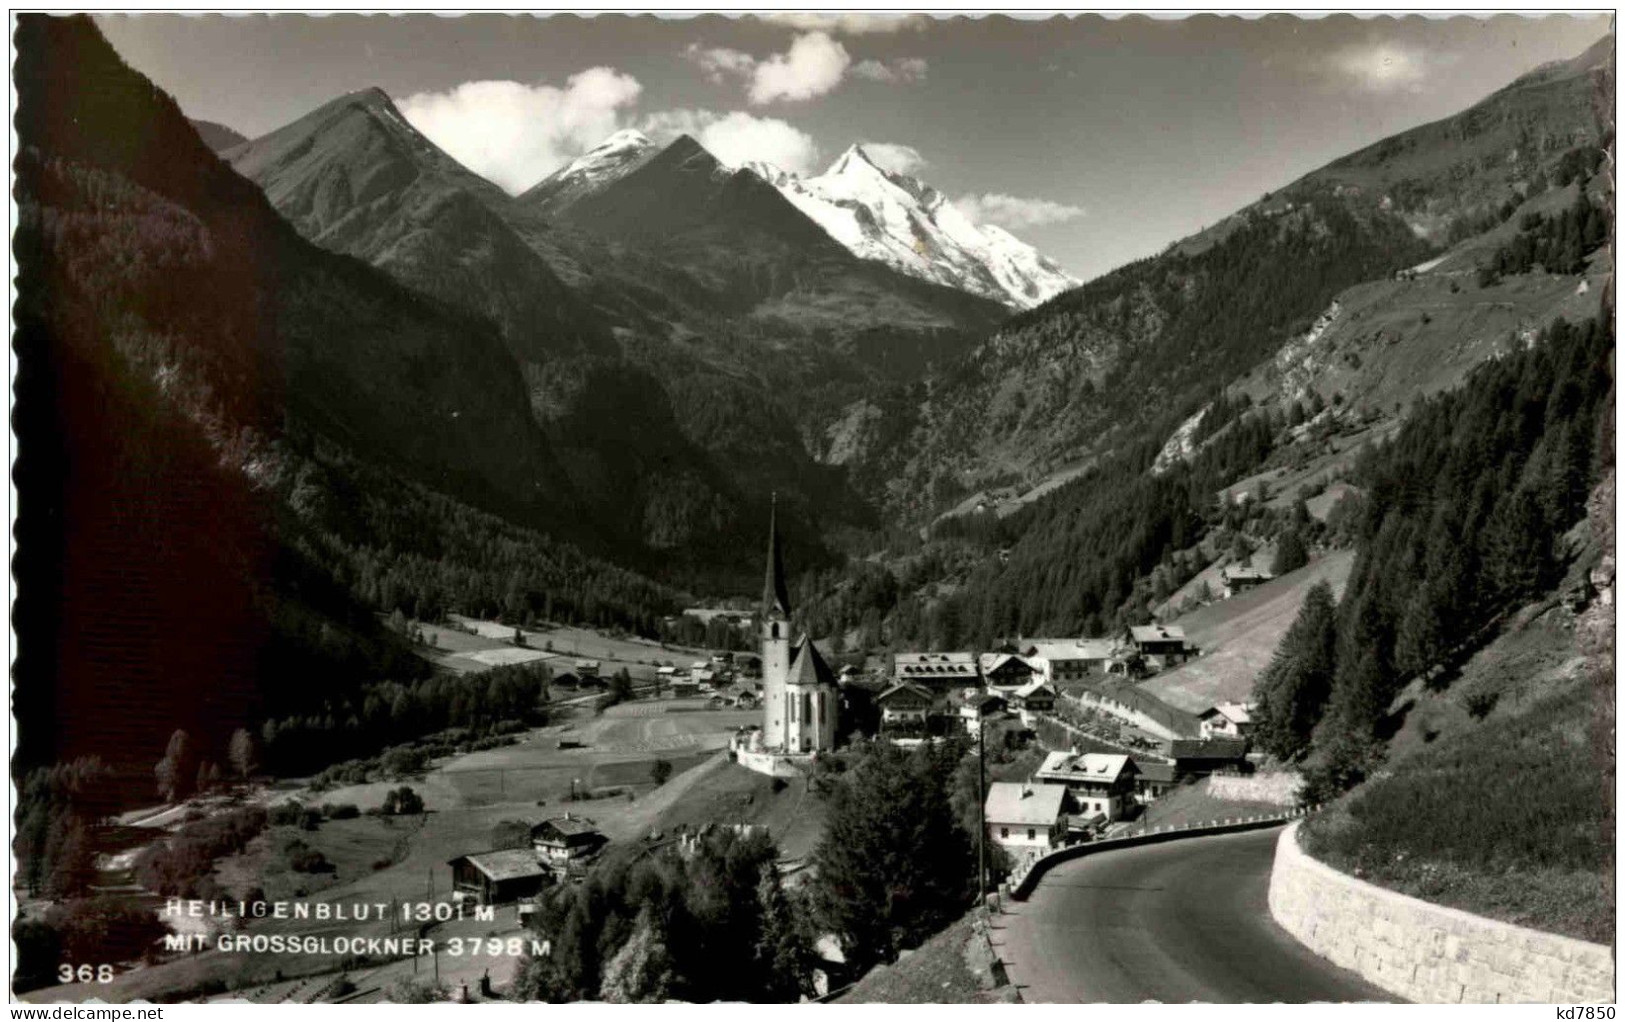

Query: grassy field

[1301,596,1614,944]
[1118,776,1299,836]
[1139,549,1355,714]
[24,699,764,1003]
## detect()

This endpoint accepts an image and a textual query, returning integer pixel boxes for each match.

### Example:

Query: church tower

[760,497,793,750]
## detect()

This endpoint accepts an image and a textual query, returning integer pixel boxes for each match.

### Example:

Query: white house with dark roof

[979,652,1042,692]
[984,782,1069,854]
[1199,702,1255,739]
[1125,623,1195,670]
[1023,638,1119,685]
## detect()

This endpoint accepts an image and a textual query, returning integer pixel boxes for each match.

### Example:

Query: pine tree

[155,729,197,803]
[1252,580,1338,760]
[1271,530,1310,575]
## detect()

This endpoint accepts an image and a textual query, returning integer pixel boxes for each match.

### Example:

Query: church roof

[762,498,792,620]
[788,635,837,688]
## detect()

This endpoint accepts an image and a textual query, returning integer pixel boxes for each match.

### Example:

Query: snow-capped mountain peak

[521,127,657,214]
[744,143,1078,309]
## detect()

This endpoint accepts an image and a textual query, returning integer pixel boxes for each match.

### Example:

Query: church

[754,502,839,756]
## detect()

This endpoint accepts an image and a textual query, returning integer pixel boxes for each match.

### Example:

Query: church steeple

[762,494,792,621]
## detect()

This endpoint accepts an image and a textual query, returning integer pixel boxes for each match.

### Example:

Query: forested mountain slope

[835,35,1614,526]
[11,15,681,778]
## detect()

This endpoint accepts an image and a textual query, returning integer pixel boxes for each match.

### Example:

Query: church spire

[763,494,792,620]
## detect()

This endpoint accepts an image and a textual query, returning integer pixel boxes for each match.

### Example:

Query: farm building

[448,850,550,905]
[1221,567,1272,598]
[531,815,607,876]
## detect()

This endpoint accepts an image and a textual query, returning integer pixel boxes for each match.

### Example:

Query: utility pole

[976,714,987,908]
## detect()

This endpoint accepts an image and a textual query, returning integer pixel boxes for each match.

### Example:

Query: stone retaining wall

[1268,822,1614,1003]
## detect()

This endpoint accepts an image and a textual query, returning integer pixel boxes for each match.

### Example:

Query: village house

[1023,638,1118,686]
[1125,624,1195,671]
[1034,751,1140,823]
[876,682,938,736]
[1009,679,1057,725]
[959,691,1007,736]
[984,782,1069,856]
[1221,566,1272,598]
[531,815,608,878]
[574,659,602,678]
[447,849,551,906]
[978,652,1042,693]
[1199,702,1255,739]
[893,651,981,692]
[1133,761,1181,803]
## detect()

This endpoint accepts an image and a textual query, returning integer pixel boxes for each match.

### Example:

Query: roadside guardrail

[1006,806,1320,900]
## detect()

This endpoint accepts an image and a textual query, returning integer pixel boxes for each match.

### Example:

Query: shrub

[300,808,323,831]
[283,839,333,874]
[323,803,360,820]
[268,802,304,827]
[1463,690,1499,720]
[45,898,168,965]
[383,786,424,816]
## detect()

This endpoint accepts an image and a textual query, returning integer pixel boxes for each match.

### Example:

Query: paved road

[994,826,1396,1003]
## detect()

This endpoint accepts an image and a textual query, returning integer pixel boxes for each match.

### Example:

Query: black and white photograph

[8,9,1618,1006]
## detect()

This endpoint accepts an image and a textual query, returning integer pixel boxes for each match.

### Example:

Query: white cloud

[399,70,642,193]
[851,57,929,83]
[748,31,851,104]
[764,13,926,35]
[1330,43,1430,93]
[860,142,927,176]
[641,108,820,176]
[957,193,1087,230]
[684,43,756,84]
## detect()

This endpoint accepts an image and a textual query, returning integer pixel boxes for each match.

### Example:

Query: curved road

[994,826,1396,1003]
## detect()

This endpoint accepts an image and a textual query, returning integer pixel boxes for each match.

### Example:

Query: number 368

[59,964,115,984]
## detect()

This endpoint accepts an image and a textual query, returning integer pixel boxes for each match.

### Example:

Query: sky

[97,12,1612,282]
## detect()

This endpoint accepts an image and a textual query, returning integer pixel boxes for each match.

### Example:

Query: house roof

[985,782,1067,826]
[962,692,1006,711]
[979,653,1040,677]
[1015,679,1056,699]
[1025,639,1117,662]
[1167,737,1248,761]
[1135,762,1180,784]
[895,652,977,670]
[1130,624,1187,645]
[788,635,837,688]
[1223,567,1272,582]
[877,682,935,705]
[533,816,602,841]
[1036,751,1137,784]
[1201,702,1253,724]
[449,849,549,883]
